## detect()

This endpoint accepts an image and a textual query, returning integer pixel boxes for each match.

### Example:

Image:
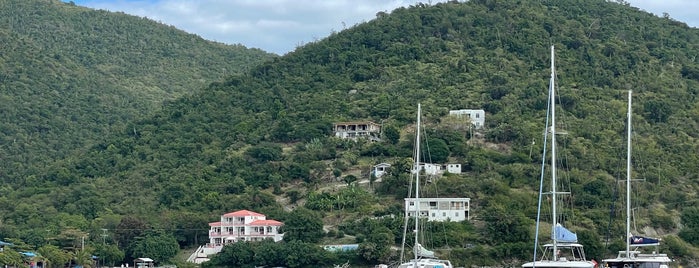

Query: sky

[63,0,698,55]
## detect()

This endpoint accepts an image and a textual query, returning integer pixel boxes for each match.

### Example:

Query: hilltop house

[333,121,381,141]
[405,197,471,222]
[448,109,485,129]
[187,210,284,264]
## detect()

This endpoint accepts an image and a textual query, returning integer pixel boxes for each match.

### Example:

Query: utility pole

[101,229,108,244]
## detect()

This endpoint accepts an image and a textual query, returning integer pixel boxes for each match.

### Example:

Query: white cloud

[67,0,698,55]
[626,0,699,27]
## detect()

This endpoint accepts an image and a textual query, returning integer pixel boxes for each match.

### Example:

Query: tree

[205,241,254,268]
[128,231,179,263]
[74,249,94,268]
[282,208,324,243]
[244,143,283,162]
[114,217,148,250]
[423,138,450,163]
[482,204,531,244]
[383,124,401,144]
[679,207,699,246]
[343,174,358,185]
[358,226,394,263]
[93,243,125,267]
[0,248,24,268]
[38,244,72,268]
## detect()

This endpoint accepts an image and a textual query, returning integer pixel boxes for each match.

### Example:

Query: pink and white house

[208,210,284,244]
[187,210,284,264]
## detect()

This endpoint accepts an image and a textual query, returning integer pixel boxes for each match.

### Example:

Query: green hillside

[0,0,275,183]
[2,0,699,267]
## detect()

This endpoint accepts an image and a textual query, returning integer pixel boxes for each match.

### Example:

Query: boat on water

[521,46,595,268]
[396,103,453,268]
[600,91,672,268]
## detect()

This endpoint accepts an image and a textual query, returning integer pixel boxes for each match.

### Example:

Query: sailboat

[600,91,672,268]
[397,103,453,268]
[521,46,595,268]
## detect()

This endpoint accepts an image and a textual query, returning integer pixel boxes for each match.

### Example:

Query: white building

[187,210,284,264]
[412,163,462,175]
[449,109,485,129]
[372,163,391,178]
[404,197,471,222]
[208,210,284,244]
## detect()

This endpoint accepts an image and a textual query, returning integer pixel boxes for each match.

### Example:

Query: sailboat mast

[626,90,632,256]
[414,103,422,265]
[549,45,558,259]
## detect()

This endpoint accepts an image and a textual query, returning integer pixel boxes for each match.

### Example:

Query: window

[443,212,446,217]
[455,212,459,217]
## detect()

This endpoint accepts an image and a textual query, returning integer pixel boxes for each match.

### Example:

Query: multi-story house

[208,210,284,244]
[404,197,471,222]
[448,109,485,129]
[187,210,284,264]
[333,121,381,141]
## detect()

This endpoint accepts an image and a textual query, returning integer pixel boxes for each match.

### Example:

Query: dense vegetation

[0,0,275,183]
[2,0,699,267]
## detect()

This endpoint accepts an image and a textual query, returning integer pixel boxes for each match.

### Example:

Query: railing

[208,231,246,236]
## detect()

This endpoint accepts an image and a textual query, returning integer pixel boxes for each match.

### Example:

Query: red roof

[208,222,222,226]
[250,219,283,226]
[223,209,265,217]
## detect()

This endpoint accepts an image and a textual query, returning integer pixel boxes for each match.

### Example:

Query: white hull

[521,260,595,268]
[397,258,453,268]
[603,250,671,268]
[603,259,670,268]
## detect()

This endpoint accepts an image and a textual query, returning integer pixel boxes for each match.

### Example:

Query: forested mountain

[2,0,699,267]
[0,0,275,183]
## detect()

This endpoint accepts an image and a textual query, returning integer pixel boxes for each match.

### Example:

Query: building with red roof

[208,209,284,245]
[187,210,284,264]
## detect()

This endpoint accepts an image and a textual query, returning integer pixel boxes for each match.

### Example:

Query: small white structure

[449,109,485,129]
[412,163,461,175]
[445,164,461,174]
[404,197,471,222]
[134,258,154,268]
[372,163,391,178]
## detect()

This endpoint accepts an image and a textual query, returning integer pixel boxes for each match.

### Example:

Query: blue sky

[63,0,698,55]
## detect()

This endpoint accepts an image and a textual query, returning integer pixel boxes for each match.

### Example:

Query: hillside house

[405,197,471,222]
[412,163,462,175]
[449,109,485,129]
[333,121,381,141]
[187,210,284,264]
[372,163,391,178]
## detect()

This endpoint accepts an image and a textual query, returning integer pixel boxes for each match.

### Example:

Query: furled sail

[629,234,661,246]
[416,243,436,258]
